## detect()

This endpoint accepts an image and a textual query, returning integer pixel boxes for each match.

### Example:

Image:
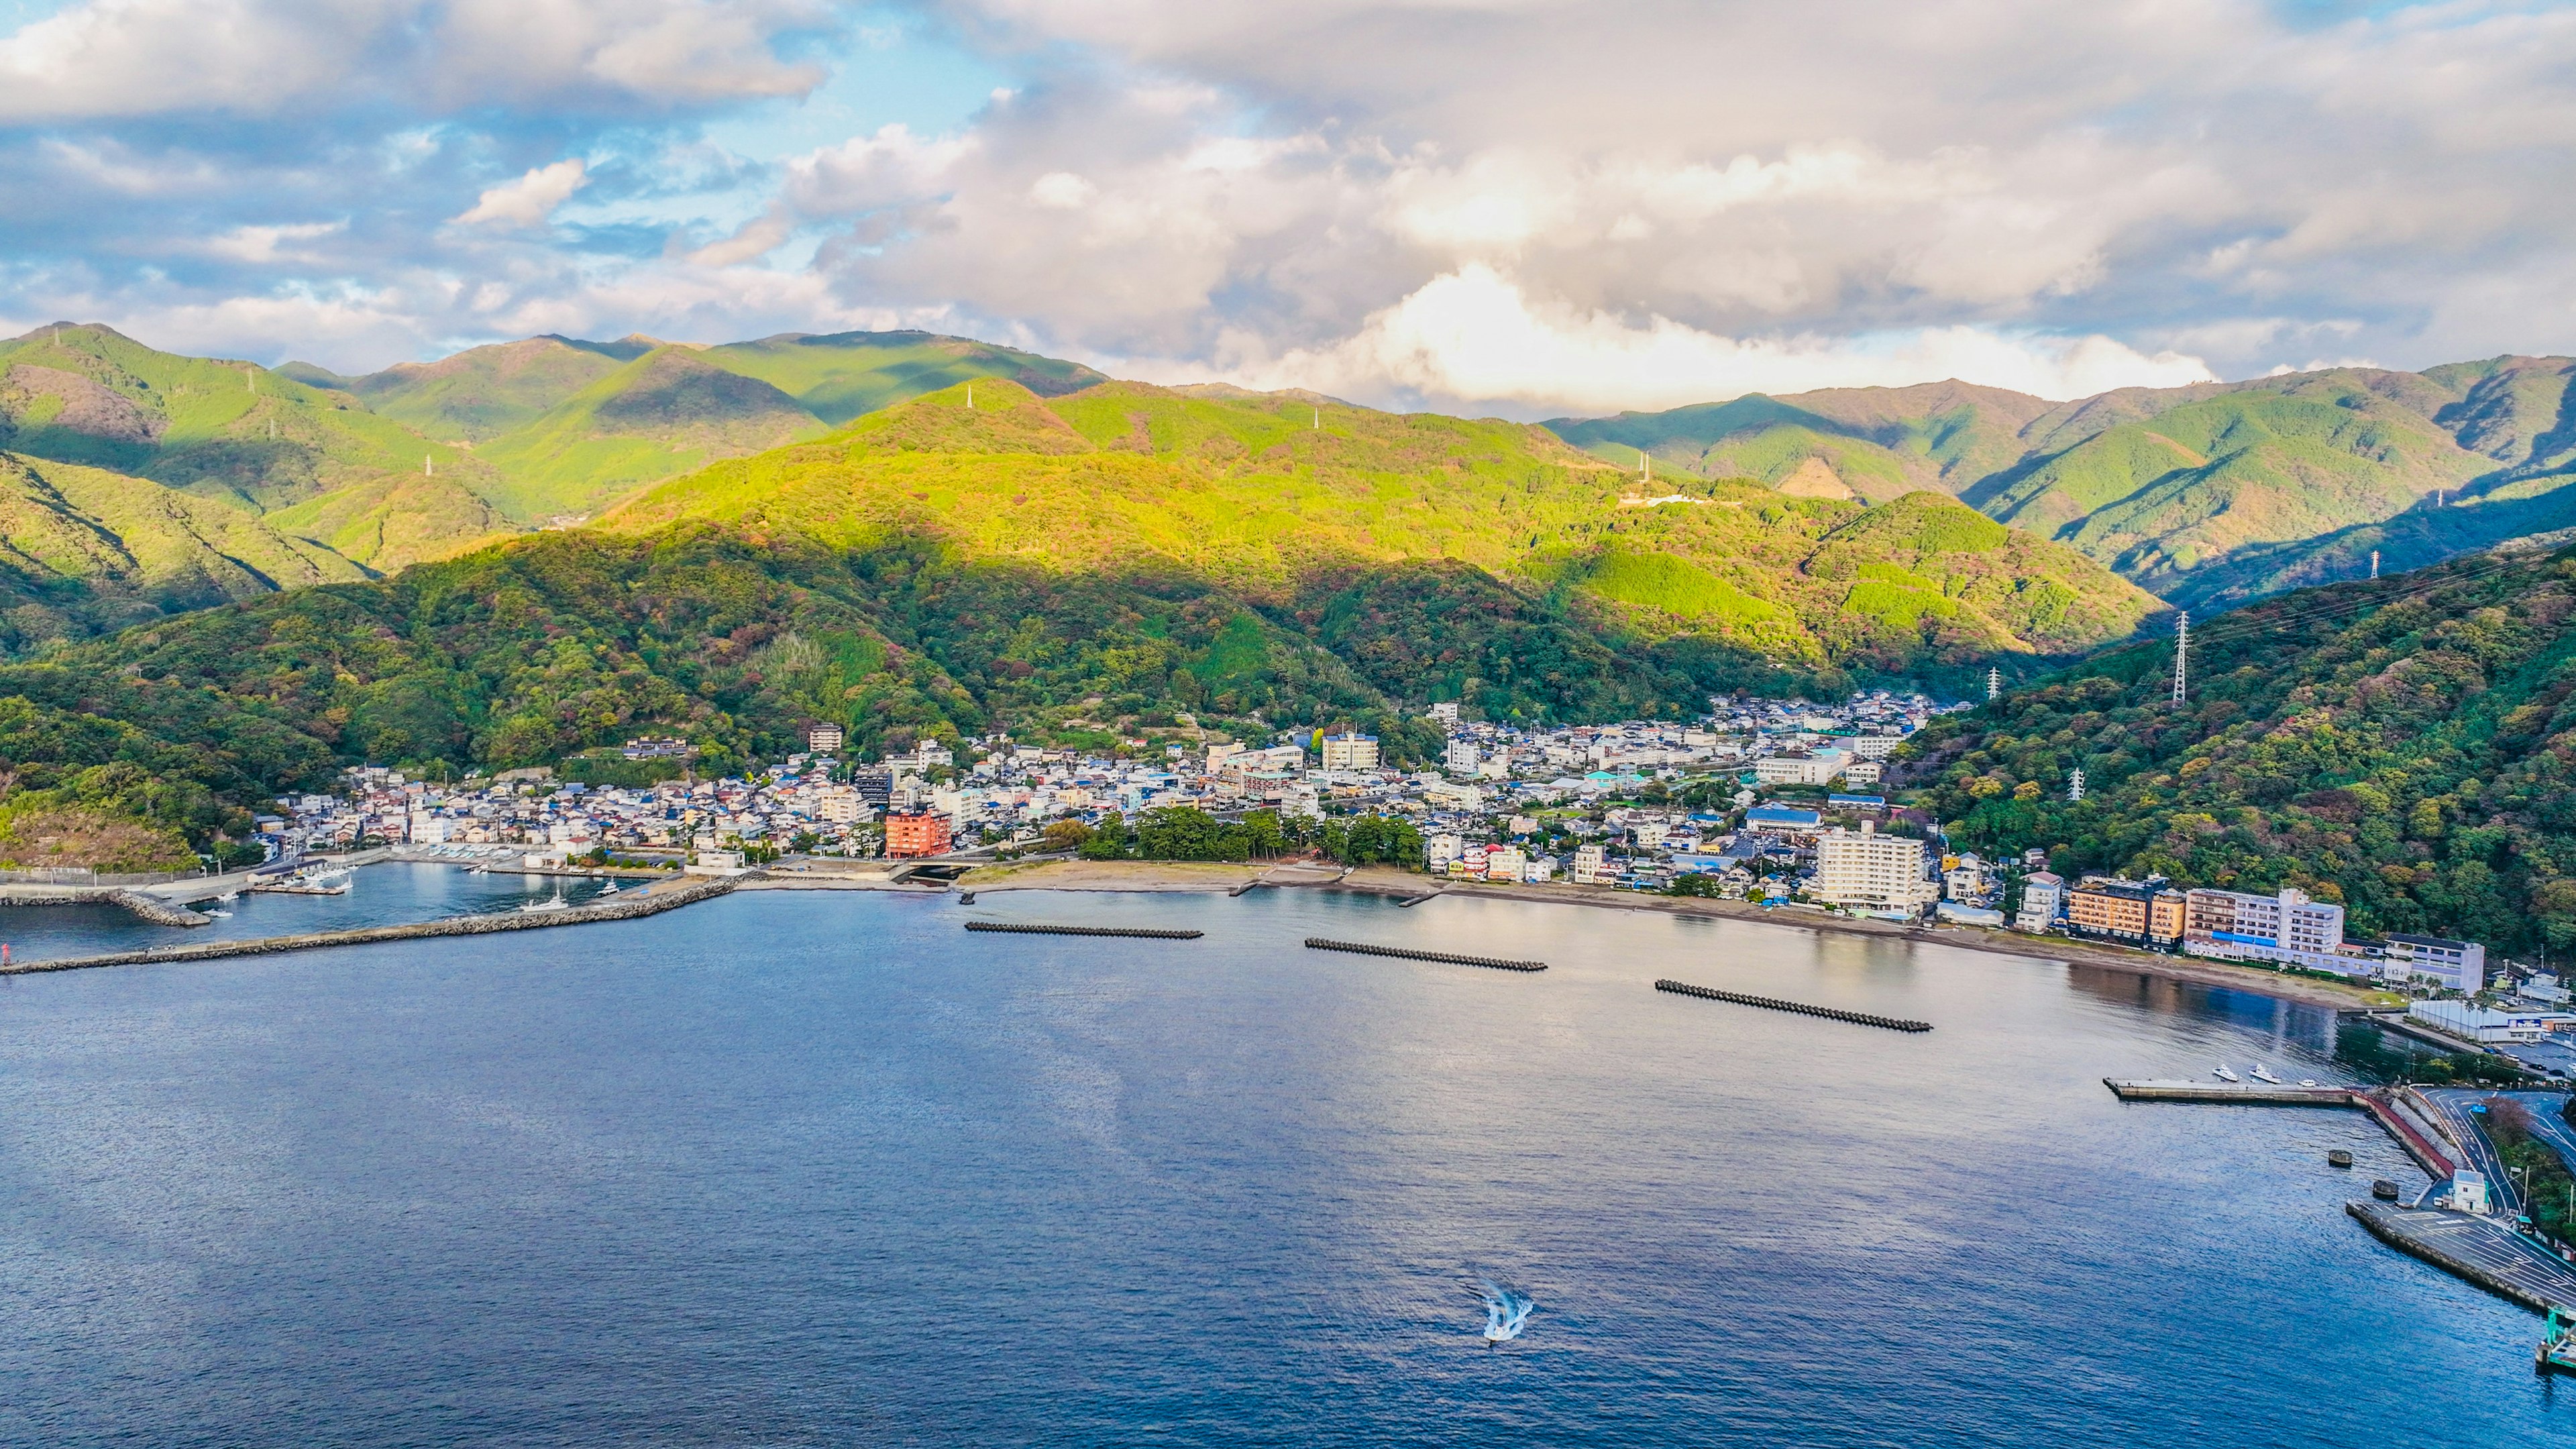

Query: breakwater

[1654,978,1932,1032]
[0,887,214,927]
[2102,1079,2459,1178]
[1303,938,1546,971]
[2347,1201,2576,1316]
[963,922,1204,940]
[1,875,742,975]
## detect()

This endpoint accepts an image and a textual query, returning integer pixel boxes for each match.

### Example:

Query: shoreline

[957,859,2391,1011]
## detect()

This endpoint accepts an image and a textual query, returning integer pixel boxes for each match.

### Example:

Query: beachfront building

[2180,886,2351,973]
[1572,843,1610,884]
[2015,871,2064,932]
[2067,875,2186,946]
[1811,822,1932,912]
[884,811,953,859]
[2384,934,2488,994]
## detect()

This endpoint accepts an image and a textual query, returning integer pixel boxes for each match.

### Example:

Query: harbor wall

[1,875,743,976]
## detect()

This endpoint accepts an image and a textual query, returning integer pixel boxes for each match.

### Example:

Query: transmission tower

[2370,550,2380,580]
[2171,611,2190,708]
[1986,667,2000,702]
[2069,768,2086,802]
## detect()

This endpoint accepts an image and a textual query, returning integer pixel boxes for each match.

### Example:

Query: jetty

[963,921,1203,939]
[2102,1079,2457,1177]
[1654,978,1931,1032]
[1,875,742,975]
[1303,937,1545,971]
[2348,1202,2576,1316]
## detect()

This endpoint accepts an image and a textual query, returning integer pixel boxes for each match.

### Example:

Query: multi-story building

[1811,822,1931,912]
[806,722,845,753]
[2014,871,2064,932]
[2384,934,2487,993]
[2181,885,2351,972]
[1572,843,1610,884]
[1752,750,1849,786]
[1321,731,1381,771]
[2068,875,2185,946]
[884,810,953,859]
[1483,845,1527,882]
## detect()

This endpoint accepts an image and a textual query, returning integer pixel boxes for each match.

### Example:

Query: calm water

[1,887,2569,1446]
[0,861,621,961]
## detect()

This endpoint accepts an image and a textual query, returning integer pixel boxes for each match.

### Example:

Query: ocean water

[0,861,621,962]
[1,886,2568,1446]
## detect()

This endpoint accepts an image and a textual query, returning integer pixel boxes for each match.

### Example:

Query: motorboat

[598,881,621,896]
[517,894,570,914]
[2299,1078,2319,1087]
[2213,1065,2241,1082]
[2250,1065,2282,1085]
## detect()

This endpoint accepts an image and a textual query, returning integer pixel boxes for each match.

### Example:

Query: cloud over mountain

[4,0,2575,413]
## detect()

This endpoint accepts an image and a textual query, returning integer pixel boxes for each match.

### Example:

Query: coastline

[957,859,2391,1011]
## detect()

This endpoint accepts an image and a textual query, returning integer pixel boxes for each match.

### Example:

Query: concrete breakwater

[1655,978,1933,1032]
[963,922,1204,940]
[2347,1201,2576,1316]
[1303,938,1546,971]
[2102,1079,2458,1178]
[0,875,742,976]
[0,886,213,927]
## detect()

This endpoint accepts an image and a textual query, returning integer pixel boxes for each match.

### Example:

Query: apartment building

[2068,875,2186,945]
[884,810,953,859]
[2182,885,2349,971]
[1812,822,1932,911]
[1321,732,1381,771]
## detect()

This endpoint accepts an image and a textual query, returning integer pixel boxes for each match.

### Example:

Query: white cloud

[1200,264,2212,413]
[198,220,345,263]
[452,159,589,227]
[0,0,822,119]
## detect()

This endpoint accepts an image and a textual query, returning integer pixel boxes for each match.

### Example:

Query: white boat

[2250,1065,2282,1085]
[2299,1079,2319,1087]
[598,881,621,896]
[517,896,570,914]
[2214,1065,2241,1082]
[205,909,231,918]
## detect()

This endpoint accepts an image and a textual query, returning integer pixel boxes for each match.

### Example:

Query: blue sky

[3,0,2574,414]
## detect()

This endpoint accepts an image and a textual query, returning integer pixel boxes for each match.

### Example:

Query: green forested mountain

[290,334,653,442]
[1550,360,2576,610]
[0,450,365,648]
[0,378,2161,863]
[703,330,1108,425]
[1898,543,2576,959]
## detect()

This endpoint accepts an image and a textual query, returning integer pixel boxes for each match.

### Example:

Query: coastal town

[260,688,2540,1059]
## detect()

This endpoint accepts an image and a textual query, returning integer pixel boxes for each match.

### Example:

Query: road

[2424,1088,2526,1213]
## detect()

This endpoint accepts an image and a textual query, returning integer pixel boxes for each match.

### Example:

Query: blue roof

[1828,794,1885,807]
[1746,806,1821,826]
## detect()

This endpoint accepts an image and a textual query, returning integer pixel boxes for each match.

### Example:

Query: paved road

[2357,1204,2576,1313]
[2424,1088,2525,1213]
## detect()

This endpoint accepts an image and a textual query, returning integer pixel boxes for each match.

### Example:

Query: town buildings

[2067,875,2186,945]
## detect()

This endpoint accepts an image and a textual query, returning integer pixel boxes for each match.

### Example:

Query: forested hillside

[1898,543,2576,958]
[1552,358,2576,611]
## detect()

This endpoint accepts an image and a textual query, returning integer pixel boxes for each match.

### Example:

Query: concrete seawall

[0,886,213,927]
[0,875,744,976]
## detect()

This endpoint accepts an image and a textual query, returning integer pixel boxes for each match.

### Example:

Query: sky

[3,0,2574,417]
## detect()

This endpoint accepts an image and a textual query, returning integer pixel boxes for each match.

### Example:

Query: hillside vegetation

[1898,543,2576,958]
[1552,360,2576,608]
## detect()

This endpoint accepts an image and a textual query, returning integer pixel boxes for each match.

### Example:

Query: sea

[2,874,2570,1446]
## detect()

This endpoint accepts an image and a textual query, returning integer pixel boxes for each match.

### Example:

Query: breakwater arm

[963,922,1203,939]
[1654,978,1931,1032]
[1,875,742,976]
[1302,938,1546,971]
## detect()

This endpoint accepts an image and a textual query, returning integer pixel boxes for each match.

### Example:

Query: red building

[885,810,953,859]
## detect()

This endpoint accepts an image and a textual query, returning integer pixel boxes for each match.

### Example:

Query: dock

[2103,1079,2457,1177]
[1656,978,1931,1032]
[1303,937,1544,971]
[963,922,1203,940]
[2349,1202,2576,1316]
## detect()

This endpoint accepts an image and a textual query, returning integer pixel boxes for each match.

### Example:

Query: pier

[1654,978,1931,1032]
[1,875,741,975]
[963,922,1204,939]
[1303,938,1545,971]
[2102,1079,2458,1177]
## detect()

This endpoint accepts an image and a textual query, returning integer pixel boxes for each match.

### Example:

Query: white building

[1428,702,1460,727]
[1811,822,1933,911]
[1483,845,1527,882]
[2182,886,2351,973]
[1444,741,1482,775]
[1320,732,1381,771]
[806,722,845,753]
[1426,833,1464,871]
[2385,934,2487,994]
[1572,843,1611,885]
[2015,871,2064,932]
[2408,1000,2571,1044]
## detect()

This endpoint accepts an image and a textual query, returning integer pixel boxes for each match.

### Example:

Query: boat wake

[1468,1278,1536,1345]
